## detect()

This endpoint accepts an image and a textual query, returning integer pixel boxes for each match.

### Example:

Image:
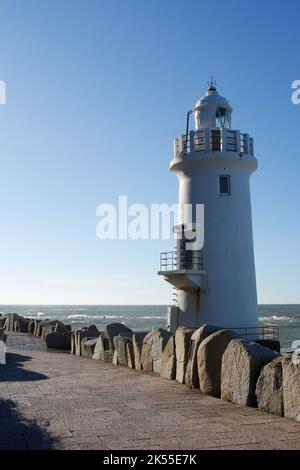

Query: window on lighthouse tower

[219,175,231,195]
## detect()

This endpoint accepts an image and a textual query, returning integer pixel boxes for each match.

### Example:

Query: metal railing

[160,250,204,272]
[232,325,279,341]
[174,129,254,159]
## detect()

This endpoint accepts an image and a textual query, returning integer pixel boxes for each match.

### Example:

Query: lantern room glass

[216,107,231,128]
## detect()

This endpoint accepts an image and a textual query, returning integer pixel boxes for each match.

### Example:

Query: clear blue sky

[0,0,299,305]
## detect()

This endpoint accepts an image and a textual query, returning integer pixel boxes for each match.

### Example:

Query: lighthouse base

[166,288,203,333]
[166,288,258,334]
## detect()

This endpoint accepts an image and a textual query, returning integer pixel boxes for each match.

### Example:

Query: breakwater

[1,313,299,424]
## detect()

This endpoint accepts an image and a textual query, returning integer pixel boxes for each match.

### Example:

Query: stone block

[81,337,99,359]
[221,339,279,407]
[256,356,284,416]
[141,328,172,373]
[197,329,238,397]
[175,327,195,384]
[113,334,133,366]
[160,335,176,380]
[132,332,148,370]
[282,356,300,421]
[45,332,71,350]
[185,324,222,389]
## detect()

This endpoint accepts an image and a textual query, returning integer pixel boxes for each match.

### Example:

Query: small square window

[219,175,231,195]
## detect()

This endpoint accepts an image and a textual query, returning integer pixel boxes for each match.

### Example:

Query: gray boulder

[141,328,172,373]
[73,325,100,356]
[35,320,44,337]
[0,328,7,343]
[282,356,300,421]
[92,324,132,362]
[0,315,8,328]
[28,320,35,334]
[45,332,71,350]
[133,332,148,370]
[81,337,98,359]
[4,313,29,333]
[185,324,222,389]
[16,316,29,333]
[198,329,238,397]
[254,339,281,353]
[113,334,134,366]
[4,313,18,331]
[52,320,67,334]
[92,332,113,362]
[140,332,153,372]
[256,356,284,416]
[152,329,173,374]
[103,323,132,353]
[221,339,279,407]
[79,325,100,356]
[112,349,118,366]
[160,335,176,380]
[33,319,44,336]
[126,341,135,369]
[0,339,5,364]
[71,331,77,354]
[41,320,68,339]
[175,327,195,384]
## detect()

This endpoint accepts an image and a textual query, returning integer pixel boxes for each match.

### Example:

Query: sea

[1,304,300,351]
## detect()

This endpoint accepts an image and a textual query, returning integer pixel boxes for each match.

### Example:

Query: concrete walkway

[0,332,300,450]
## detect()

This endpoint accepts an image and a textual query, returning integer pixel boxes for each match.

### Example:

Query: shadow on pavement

[0,352,48,382]
[0,398,56,450]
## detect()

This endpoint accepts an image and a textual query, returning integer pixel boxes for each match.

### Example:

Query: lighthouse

[158,80,258,333]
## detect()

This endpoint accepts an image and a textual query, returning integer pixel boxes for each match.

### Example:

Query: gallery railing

[174,129,254,159]
[160,250,204,272]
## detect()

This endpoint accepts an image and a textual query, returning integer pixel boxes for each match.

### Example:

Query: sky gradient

[0,0,299,305]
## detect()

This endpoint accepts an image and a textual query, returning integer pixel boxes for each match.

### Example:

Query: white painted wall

[171,152,258,329]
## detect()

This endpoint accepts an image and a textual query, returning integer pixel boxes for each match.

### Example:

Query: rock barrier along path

[0,332,300,450]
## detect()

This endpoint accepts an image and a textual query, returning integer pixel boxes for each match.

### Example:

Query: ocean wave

[23,311,47,318]
[67,314,126,320]
[259,315,291,322]
[272,315,291,321]
[136,316,165,320]
[67,314,165,321]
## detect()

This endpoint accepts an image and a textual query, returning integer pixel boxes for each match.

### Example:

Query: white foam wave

[67,314,165,321]
[272,315,291,321]
[67,314,126,320]
[259,315,291,322]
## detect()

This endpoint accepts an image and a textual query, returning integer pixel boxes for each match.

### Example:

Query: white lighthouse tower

[158,80,258,333]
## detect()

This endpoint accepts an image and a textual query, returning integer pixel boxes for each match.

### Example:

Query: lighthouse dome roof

[194,87,231,111]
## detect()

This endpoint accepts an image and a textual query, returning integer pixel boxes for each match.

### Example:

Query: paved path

[0,332,300,450]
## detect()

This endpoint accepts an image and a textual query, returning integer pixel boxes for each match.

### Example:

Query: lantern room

[193,79,232,130]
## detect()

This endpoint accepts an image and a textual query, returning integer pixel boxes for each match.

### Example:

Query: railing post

[190,130,194,153]
[205,129,210,151]
[250,137,254,156]
[222,128,227,152]
[180,134,185,155]
[235,130,240,155]
[244,133,250,155]
[174,138,179,159]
